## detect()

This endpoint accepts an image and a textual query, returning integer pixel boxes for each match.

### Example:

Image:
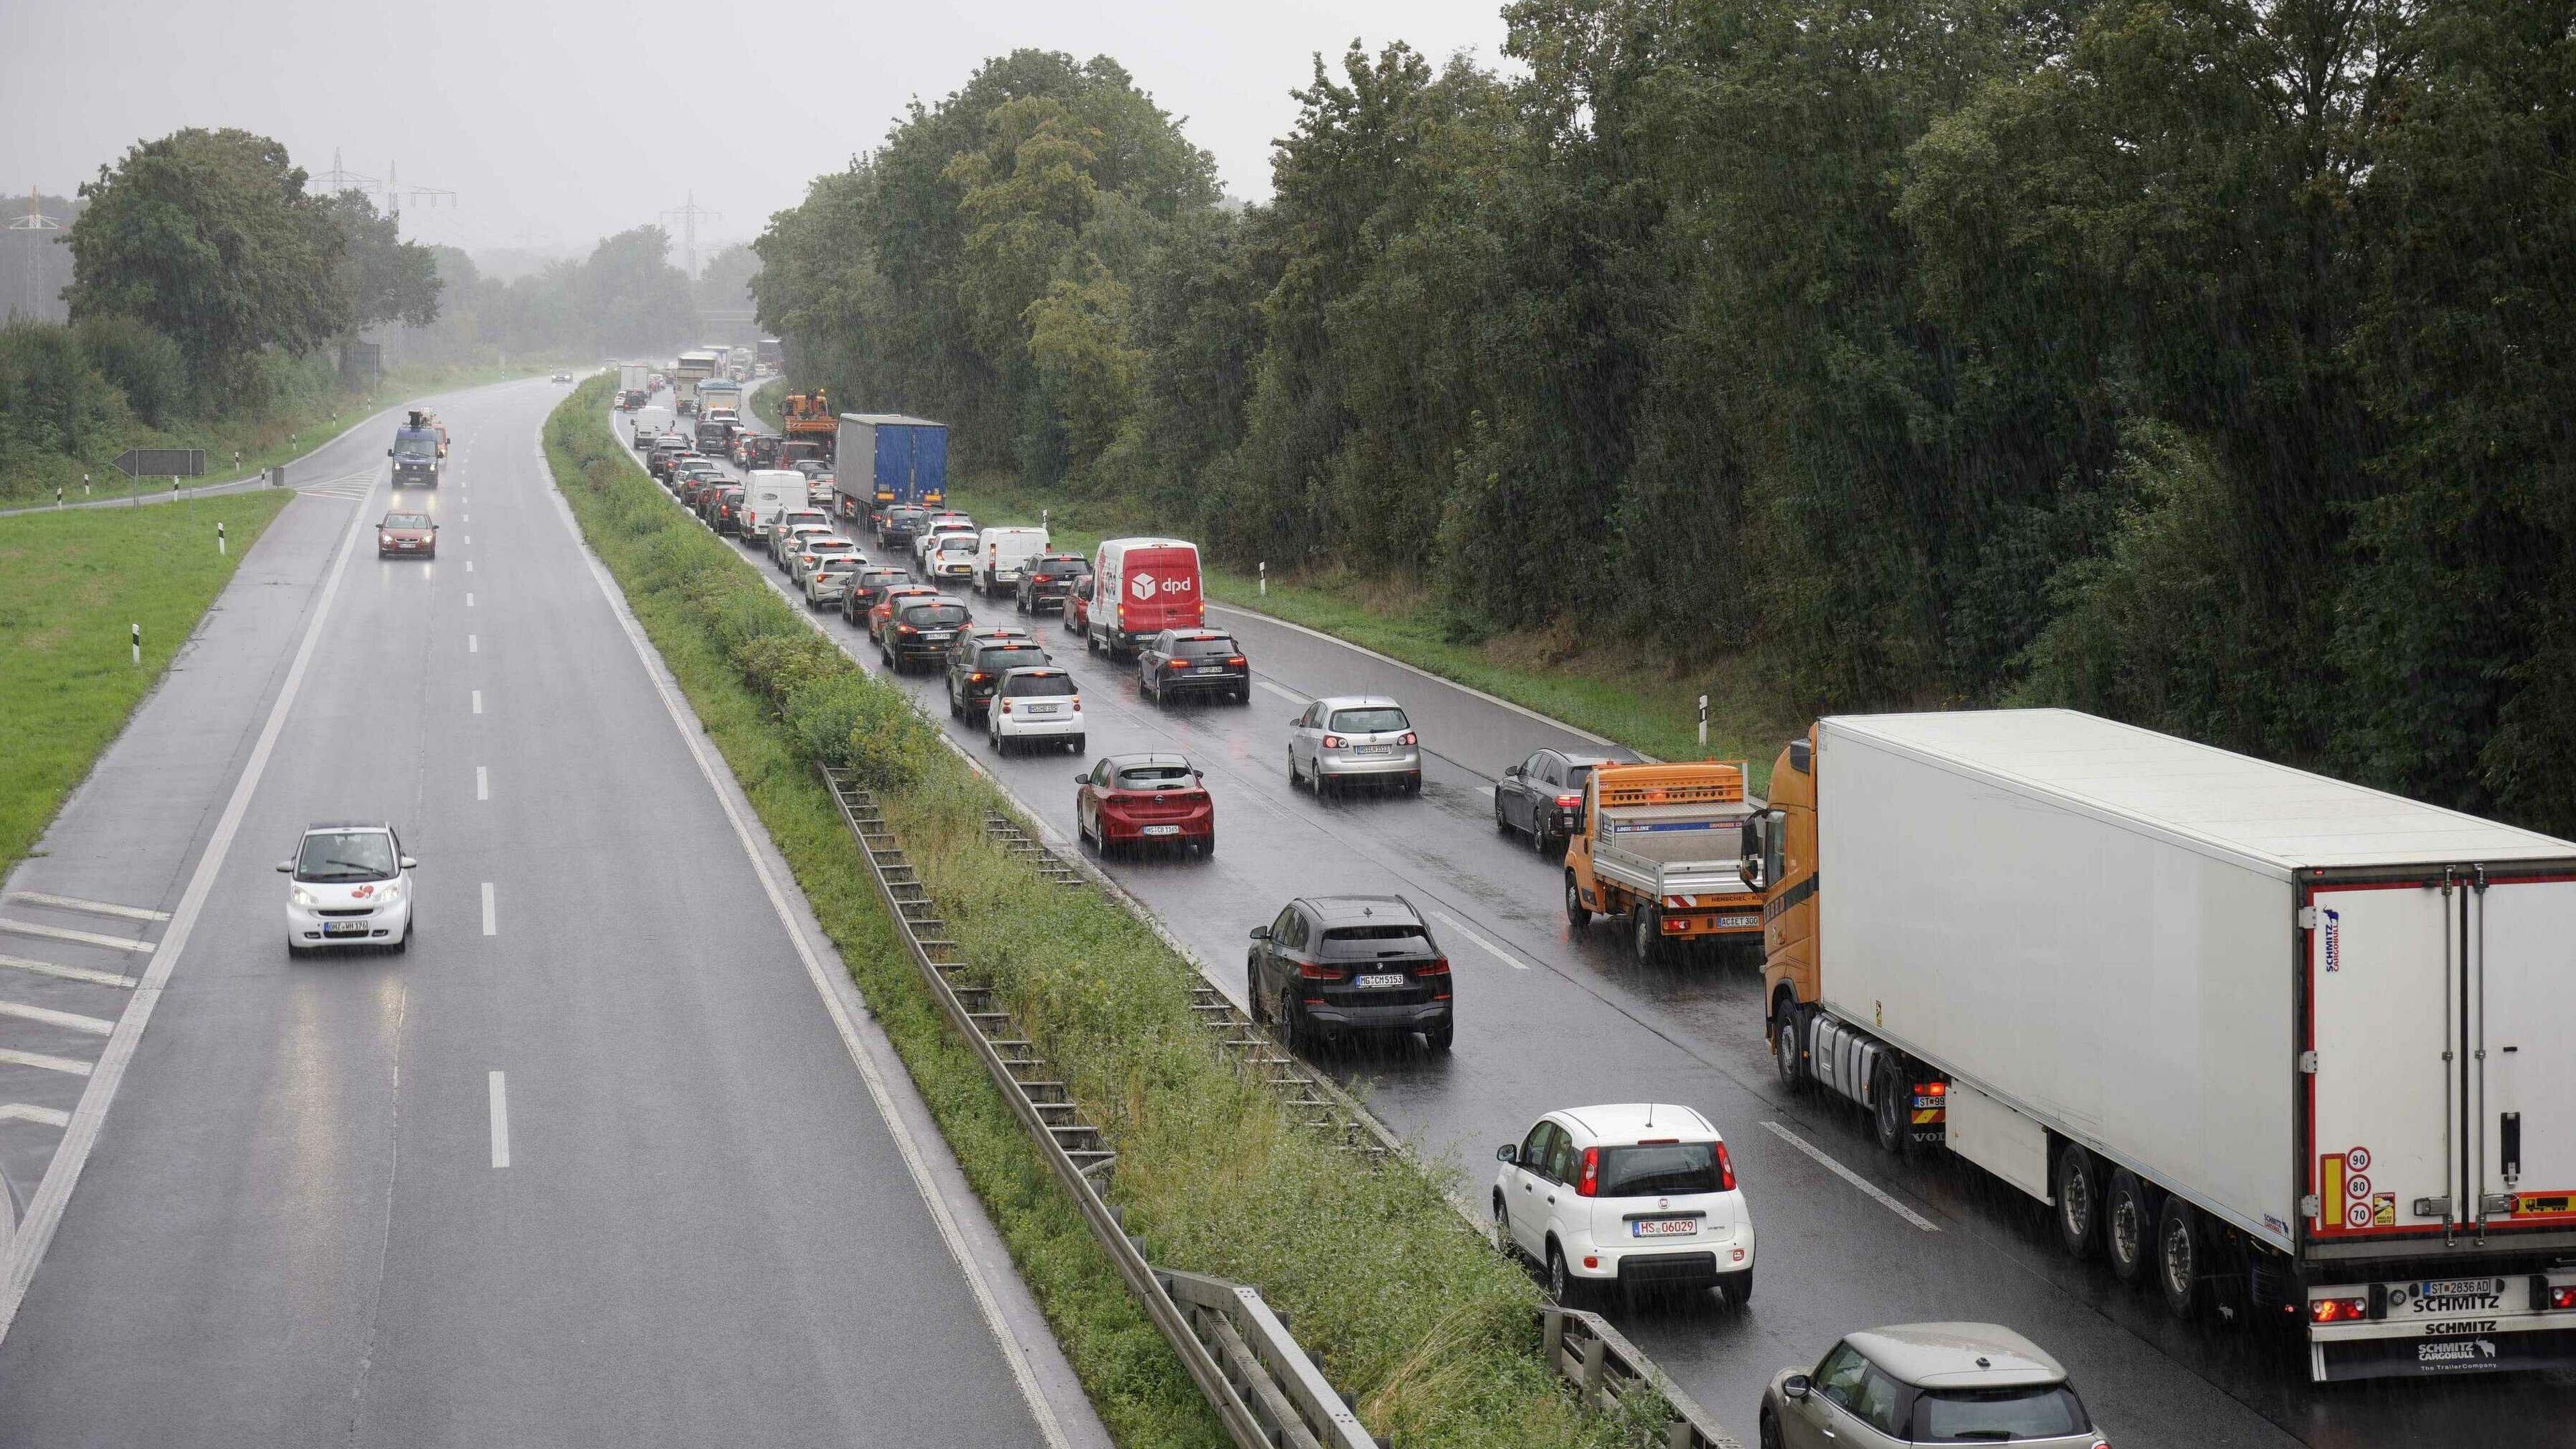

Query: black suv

[877,505,927,553]
[946,634,1051,723]
[1138,629,1250,706]
[1245,896,1453,1055]
[879,596,969,673]
[1014,553,1092,615]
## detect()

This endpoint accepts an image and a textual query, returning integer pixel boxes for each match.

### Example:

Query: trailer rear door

[2471,873,2576,1230]
[2308,881,2459,1239]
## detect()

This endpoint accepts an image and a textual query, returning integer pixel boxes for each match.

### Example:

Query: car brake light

[1576,1146,1599,1197]
[1070,698,1081,711]
[1401,731,1417,745]
[971,672,988,683]
[998,699,1012,714]
[1554,794,1581,808]
[1717,1140,1737,1191]
[1322,735,1346,749]
[899,624,916,634]
[2311,1296,2369,1323]
[1226,655,1246,666]
[1416,956,1450,975]
[1297,961,1344,981]
[1166,659,1186,669]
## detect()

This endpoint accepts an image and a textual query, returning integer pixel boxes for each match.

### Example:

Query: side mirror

[1782,1375,1811,1403]
[1074,773,1090,785]
[1191,769,1204,780]
[1495,1144,1517,1164]
[385,448,394,457]
[399,856,418,869]
[1505,765,1523,777]
[1248,925,1271,941]
[276,861,294,873]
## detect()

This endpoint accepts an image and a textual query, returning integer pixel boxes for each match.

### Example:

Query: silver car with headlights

[1760,1324,2106,1449]
[1286,696,1421,798]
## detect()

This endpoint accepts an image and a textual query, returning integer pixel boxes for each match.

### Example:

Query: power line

[659,191,721,278]
[384,159,455,233]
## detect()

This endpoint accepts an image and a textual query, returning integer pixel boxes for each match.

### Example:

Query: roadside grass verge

[0,490,292,881]
[545,376,1662,1448]
[944,478,1791,786]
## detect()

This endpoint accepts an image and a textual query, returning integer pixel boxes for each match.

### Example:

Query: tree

[66,128,347,399]
[321,191,442,333]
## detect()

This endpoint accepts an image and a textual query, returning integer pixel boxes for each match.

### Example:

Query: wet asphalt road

[0,378,1081,1448]
[651,391,2573,1448]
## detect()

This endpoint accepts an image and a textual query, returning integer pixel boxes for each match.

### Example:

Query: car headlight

[376,881,403,904]
[291,885,319,908]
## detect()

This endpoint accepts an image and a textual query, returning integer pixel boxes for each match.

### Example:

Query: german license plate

[1141,824,1180,837]
[323,921,369,936]
[1355,973,1405,988]
[1195,666,1225,674]
[1718,914,1760,928]
[1026,704,1058,714]
[1353,745,1390,756]
[1631,1218,1697,1238]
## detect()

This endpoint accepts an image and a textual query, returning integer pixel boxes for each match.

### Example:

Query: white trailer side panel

[1819,722,2300,1250]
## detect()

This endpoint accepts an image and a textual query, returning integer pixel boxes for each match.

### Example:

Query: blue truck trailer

[830,413,948,525]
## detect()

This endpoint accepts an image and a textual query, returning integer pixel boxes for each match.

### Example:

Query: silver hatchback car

[1287,696,1421,797]
[1760,1323,2105,1449]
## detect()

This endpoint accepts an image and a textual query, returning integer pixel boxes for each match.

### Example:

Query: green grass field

[0,491,293,879]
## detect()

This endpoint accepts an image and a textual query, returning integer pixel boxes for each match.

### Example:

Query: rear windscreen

[1595,1143,1722,1197]
[938,535,975,553]
[1004,674,1077,698]
[978,646,1046,669]
[1909,1387,2091,1443]
[1113,764,1195,789]
[1317,924,1434,960]
[1035,557,1090,576]
[900,604,967,626]
[1328,707,1410,734]
[1174,636,1239,658]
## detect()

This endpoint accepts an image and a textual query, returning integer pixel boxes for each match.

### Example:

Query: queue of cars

[621,394,2129,1438]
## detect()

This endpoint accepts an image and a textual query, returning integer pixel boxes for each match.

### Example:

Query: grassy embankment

[0,491,294,880]
[0,357,574,507]
[943,478,1791,786]
[543,375,1668,1448]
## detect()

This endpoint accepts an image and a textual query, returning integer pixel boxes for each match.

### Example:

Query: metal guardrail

[823,767,1374,1449]
[1541,1305,1744,1449]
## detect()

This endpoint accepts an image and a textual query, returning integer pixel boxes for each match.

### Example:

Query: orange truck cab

[1563,761,1764,963]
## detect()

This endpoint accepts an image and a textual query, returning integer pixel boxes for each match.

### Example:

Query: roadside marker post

[217,522,226,555]
[1698,694,1709,749]
[1259,561,1267,598]
[130,624,140,667]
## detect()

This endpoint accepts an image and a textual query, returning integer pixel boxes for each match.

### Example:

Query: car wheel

[1277,989,1306,1054]
[1631,904,1662,963]
[1424,1016,1453,1053]
[391,921,411,955]
[1085,629,1099,655]
[947,684,961,718]
[1721,1267,1753,1308]
[2055,1144,2103,1258]
[1758,1407,1784,1449]
[1533,828,1556,857]
[1014,594,1027,614]
[1546,1243,1586,1308]
[1287,750,1301,789]
[989,731,1007,757]
[1248,967,1267,1022]
[1070,734,1085,753]
[1494,792,1511,834]
[1492,1194,1513,1256]
[1198,833,1216,859]
[2107,1168,2155,1285]
[2157,1195,2205,1318]
[1564,871,1591,928]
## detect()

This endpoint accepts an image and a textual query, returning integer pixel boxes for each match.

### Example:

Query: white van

[739,470,807,543]
[974,527,1051,597]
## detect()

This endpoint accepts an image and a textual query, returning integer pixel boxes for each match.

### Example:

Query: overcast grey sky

[2,0,1510,266]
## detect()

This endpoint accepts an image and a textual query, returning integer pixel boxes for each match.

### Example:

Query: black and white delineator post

[1698,694,1709,748]
[131,623,140,666]
[218,521,227,555]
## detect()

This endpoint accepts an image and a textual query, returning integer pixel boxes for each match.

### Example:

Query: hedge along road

[639,391,2545,1448]
[0,376,1092,1448]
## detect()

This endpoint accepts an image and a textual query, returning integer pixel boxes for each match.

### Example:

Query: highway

[649,388,2575,1448]
[0,378,1099,1448]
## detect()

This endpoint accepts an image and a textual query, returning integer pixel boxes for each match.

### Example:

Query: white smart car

[1494,1103,1753,1307]
[987,667,1084,755]
[279,822,416,954]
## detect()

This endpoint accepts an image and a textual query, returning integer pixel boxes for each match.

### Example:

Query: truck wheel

[1772,999,1806,1089]
[2055,1145,2102,1258]
[1631,904,1662,963]
[2106,1169,2154,1285]
[1564,872,1591,929]
[2157,1195,2204,1318]
[1871,1059,1909,1157]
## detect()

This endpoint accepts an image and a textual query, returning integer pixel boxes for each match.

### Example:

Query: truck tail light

[2548,1283,2576,1311]
[2311,1296,2369,1323]
[1717,1140,1737,1191]
[1576,1147,1599,1197]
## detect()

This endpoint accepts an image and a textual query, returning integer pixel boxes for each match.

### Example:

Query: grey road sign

[113,447,206,478]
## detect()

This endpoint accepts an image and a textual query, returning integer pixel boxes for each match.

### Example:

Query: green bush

[73,314,192,424]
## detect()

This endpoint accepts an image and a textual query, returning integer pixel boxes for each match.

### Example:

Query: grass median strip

[544,378,1665,1448]
[0,491,292,881]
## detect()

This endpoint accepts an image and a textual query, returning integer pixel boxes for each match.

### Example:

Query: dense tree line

[751,3,2576,834]
[396,225,700,365]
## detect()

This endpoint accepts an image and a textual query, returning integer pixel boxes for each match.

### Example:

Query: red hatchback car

[1075,753,1214,859]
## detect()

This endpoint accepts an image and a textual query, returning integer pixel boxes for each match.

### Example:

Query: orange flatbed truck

[1563,761,1764,963]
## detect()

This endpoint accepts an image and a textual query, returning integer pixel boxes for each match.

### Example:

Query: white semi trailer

[1747,709,2576,1383]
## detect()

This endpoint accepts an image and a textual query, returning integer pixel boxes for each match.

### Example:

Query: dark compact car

[1137,628,1250,706]
[1015,553,1093,616]
[877,505,927,552]
[710,486,747,535]
[879,596,970,673]
[1494,749,1621,857]
[1073,753,1211,857]
[839,566,912,625]
[1246,895,1452,1055]
[376,511,437,559]
[647,443,690,480]
[946,635,1051,724]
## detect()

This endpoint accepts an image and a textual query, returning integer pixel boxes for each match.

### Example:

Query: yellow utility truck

[1562,761,1764,963]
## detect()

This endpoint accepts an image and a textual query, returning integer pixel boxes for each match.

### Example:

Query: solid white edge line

[536,437,1075,1449]
[1428,910,1527,971]
[480,883,496,936]
[1761,1120,1940,1232]
[488,1071,511,1169]
[0,475,375,1343]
